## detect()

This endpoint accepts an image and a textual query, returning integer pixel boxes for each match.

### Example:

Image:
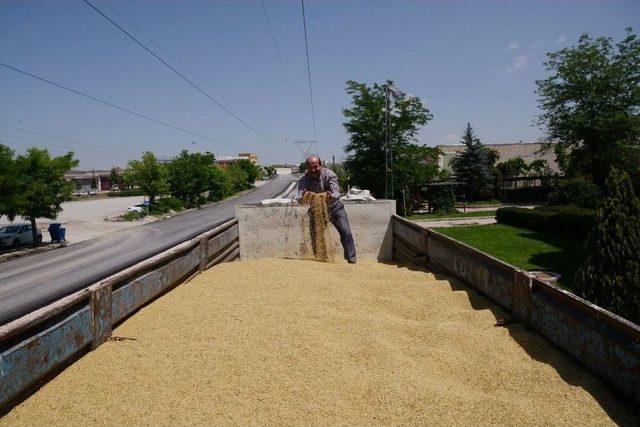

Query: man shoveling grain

[296,155,357,263]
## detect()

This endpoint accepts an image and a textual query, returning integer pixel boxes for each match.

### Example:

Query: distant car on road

[0,224,43,248]
[128,201,150,213]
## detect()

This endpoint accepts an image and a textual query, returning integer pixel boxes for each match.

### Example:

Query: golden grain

[2,259,635,425]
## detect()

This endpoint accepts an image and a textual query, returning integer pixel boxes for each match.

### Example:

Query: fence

[0,218,239,410]
[392,214,640,404]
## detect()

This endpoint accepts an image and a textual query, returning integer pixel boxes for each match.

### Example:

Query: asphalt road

[0,174,296,326]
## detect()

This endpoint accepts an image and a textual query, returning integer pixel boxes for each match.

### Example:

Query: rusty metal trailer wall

[0,218,239,410]
[391,214,640,404]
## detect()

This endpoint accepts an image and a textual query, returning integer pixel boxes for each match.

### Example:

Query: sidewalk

[414,217,497,228]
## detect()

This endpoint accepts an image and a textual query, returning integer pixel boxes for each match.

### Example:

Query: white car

[0,224,43,248]
[128,202,150,213]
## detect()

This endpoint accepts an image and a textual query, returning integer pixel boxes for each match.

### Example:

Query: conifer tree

[574,169,640,324]
[450,123,496,200]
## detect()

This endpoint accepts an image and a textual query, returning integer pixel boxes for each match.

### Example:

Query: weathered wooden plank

[0,289,90,343]
[426,232,514,309]
[392,216,426,253]
[207,241,240,269]
[223,246,240,263]
[111,246,201,323]
[393,235,427,265]
[206,225,238,259]
[0,307,92,406]
[91,284,112,349]
[530,284,640,403]
[512,271,532,325]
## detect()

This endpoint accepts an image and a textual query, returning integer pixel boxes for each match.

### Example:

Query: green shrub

[548,178,600,209]
[108,188,146,197]
[427,185,455,214]
[121,210,145,221]
[150,197,184,214]
[496,205,596,237]
[574,169,640,324]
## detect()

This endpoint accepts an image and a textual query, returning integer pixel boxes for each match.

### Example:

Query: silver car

[0,224,43,248]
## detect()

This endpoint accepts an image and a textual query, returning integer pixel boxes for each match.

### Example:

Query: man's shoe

[347,259,357,264]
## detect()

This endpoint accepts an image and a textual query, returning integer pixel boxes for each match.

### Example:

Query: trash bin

[48,223,64,243]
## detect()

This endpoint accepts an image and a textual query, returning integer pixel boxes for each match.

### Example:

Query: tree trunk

[30,215,38,247]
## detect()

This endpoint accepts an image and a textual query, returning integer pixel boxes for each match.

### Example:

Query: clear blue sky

[1,0,638,169]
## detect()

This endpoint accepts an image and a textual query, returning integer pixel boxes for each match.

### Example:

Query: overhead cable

[300,0,317,141]
[83,0,290,151]
[0,122,139,156]
[260,0,307,135]
[0,61,244,150]
[94,0,270,137]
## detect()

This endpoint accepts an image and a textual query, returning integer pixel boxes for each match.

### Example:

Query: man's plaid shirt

[296,167,341,204]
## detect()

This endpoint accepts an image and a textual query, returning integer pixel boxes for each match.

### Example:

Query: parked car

[0,224,43,248]
[128,201,150,213]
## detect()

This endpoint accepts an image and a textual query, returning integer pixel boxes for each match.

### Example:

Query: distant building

[238,152,258,164]
[65,168,123,194]
[216,152,258,168]
[437,142,560,174]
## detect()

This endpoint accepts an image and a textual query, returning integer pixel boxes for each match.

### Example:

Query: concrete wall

[236,200,396,261]
[391,214,640,404]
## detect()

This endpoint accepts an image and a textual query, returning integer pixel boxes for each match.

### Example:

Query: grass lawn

[433,224,586,288]
[407,209,497,221]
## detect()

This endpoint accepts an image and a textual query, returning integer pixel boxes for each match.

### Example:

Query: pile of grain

[299,191,334,262]
[2,259,635,425]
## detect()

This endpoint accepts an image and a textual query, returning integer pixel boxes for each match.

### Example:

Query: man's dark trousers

[329,201,357,262]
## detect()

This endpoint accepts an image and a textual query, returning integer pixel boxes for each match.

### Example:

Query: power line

[300,0,317,141]
[94,0,271,140]
[260,0,307,135]
[0,122,140,156]
[0,136,131,164]
[82,0,290,152]
[0,61,244,151]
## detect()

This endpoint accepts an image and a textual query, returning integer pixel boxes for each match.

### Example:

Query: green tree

[574,169,640,323]
[226,163,250,192]
[536,28,640,189]
[529,159,551,176]
[108,167,120,188]
[90,173,98,191]
[208,166,233,202]
[235,159,261,184]
[167,150,216,207]
[298,161,307,173]
[450,123,497,200]
[427,184,456,214]
[14,148,78,246]
[264,165,276,177]
[329,163,349,190]
[342,79,437,208]
[0,144,21,220]
[124,152,168,205]
[496,156,528,178]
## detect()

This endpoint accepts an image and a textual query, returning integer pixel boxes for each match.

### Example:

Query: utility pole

[385,87,390,199]
[385,84,405,199]
[291,139,318,161]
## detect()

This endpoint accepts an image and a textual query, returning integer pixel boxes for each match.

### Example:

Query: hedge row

[495,205,596,237]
